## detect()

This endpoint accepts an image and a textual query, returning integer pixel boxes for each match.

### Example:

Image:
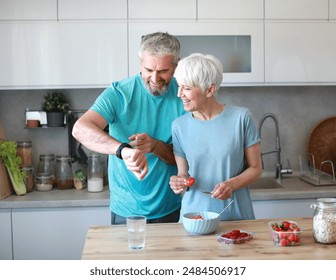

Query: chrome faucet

[258,113,292,182]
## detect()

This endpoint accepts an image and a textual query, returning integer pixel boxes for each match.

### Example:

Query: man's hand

[129,133,176,165]
[121,147,148,180]
[128,133,153,154]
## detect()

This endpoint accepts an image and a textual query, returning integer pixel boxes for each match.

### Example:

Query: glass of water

[126,216,146,250]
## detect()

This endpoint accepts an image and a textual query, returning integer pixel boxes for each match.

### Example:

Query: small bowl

[217,230,254,244]
[182,211,220,235]
[269,220,302,246]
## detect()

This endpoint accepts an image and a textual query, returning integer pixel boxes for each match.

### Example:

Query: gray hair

[174,53,223,93]
[138,32,180,67]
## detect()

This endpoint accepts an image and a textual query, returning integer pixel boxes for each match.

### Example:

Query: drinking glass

[126,216,146,250]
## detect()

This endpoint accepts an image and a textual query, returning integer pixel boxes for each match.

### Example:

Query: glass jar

[16,141,32,167]
[311,198,336,244]
[37,154,56,186]
[55,155,74,190]
[87,153,104,192]
[21,166,34,193]
[35,173,53,192]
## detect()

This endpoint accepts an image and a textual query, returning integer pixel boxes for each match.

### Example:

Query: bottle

[35,173,53,192]
[37,154,56,187]
[87,153,104,192]
[16,141,32,167]
[55,155,74,190]
[311,198,336,244]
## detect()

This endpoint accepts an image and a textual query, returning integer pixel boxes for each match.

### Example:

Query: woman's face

[176,80,206,112]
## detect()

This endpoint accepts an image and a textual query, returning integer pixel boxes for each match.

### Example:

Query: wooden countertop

[82,217,336,260]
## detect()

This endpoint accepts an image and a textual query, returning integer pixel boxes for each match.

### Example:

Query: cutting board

[0,125,15,199]
[307,116,336,176]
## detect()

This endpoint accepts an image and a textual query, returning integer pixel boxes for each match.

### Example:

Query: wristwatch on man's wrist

[116,143,132,160]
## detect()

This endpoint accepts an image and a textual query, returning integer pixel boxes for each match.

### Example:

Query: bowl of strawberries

[182,211,220,235]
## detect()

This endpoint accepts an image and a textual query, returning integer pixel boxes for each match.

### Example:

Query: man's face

[140,51,176,96]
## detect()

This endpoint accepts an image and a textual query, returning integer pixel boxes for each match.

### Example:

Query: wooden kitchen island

[82,217,336,260]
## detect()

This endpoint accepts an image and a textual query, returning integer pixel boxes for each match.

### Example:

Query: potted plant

[41,92,70,127]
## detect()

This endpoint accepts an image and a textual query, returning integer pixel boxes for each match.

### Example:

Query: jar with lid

[16,141,32,167]
[21,166,34,192]
[311,198,336,244]
[37,154,56,186]
[35,173,53,192]
[87,153,104,192]
[55,155,74,190]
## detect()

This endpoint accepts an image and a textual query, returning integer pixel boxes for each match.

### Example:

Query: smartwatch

[116,143,132,160]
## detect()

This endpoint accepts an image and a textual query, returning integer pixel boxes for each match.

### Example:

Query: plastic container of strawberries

[269,220,302,246]
[217,229,254,244]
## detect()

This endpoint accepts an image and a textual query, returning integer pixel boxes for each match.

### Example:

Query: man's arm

[128,133,176,165]
[72,110,119,155]
[72,110,148,180]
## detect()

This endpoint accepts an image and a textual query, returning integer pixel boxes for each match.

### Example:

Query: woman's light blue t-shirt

[172,105,260,220]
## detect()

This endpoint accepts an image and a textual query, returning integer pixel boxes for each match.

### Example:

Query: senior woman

[169,53,262,221]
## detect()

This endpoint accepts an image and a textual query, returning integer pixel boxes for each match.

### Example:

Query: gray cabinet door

[12,207,110,260]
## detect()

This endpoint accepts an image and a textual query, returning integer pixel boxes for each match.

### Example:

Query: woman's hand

[169,175,190,194]
[211,178,236,200]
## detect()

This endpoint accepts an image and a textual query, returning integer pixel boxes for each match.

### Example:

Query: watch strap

[116,143,132,160]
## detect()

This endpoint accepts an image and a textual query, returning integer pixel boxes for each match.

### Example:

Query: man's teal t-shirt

[91,74,184,219]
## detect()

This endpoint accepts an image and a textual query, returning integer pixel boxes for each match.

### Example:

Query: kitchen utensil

[200,190,212,194]
[299,154,336,186]
[216,200,234,218]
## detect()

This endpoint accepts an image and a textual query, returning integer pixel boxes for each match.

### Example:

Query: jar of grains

[311,198,336,244]
[55,155,74,190]
[16,141,32,167]
[21,166,34,192]
[35,173,53,192]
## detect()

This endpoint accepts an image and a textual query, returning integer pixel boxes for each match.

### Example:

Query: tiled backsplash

[0,86,335,175]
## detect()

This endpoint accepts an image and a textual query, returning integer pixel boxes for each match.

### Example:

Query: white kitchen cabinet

[129,22,264,85]
[265,22,336,84]
[0,0,57,21]
[12,206,111,260]
[0,209,12,260]
[58,0,127,20]
[0,22,128,89]
[198,0,263,20]
[265,0,329,20]
[128,0,196,20]
[253,199,314,219]
[330,0,336,20]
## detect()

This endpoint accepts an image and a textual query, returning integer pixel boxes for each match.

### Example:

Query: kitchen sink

[248,177,284,190]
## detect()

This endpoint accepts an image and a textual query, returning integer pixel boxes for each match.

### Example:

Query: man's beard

[144,80,169,96]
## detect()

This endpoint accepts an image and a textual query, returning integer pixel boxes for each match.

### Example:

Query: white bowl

[182,211,220,235]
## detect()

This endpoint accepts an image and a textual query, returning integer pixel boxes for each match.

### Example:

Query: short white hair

[174,53,223,93]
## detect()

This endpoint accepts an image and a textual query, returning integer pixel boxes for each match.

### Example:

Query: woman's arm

[212,142,262,200]
[169,155,191,194]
